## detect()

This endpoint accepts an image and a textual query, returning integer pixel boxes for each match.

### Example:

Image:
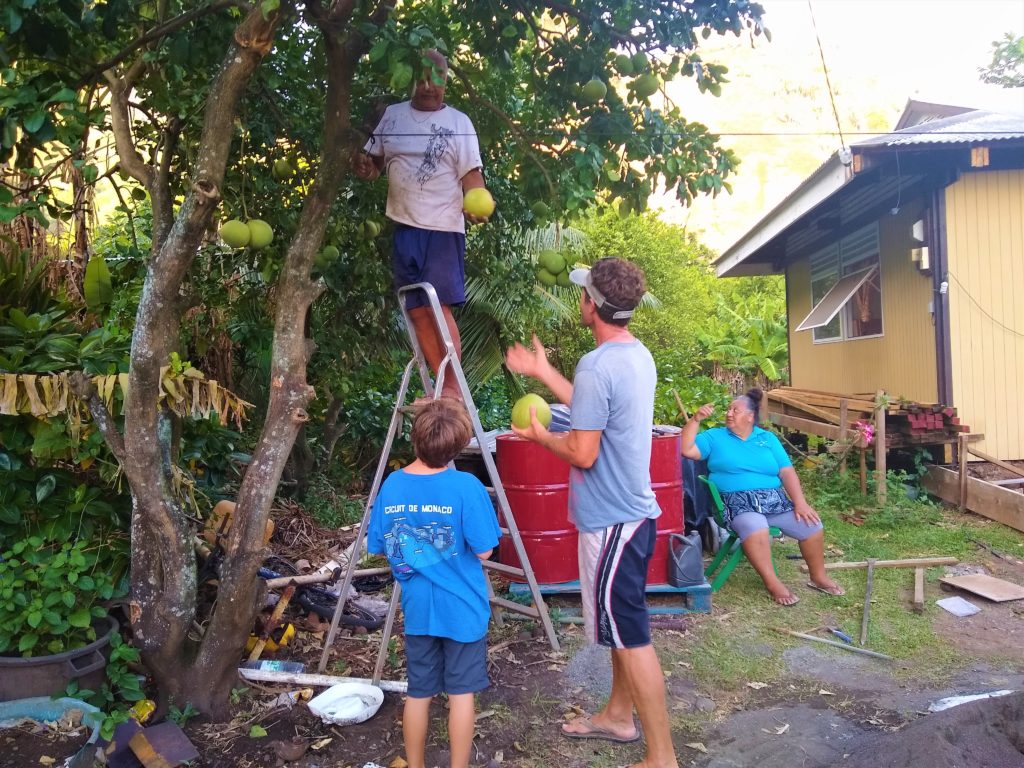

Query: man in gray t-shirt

[506,258,677,768]
[569,339,660,532]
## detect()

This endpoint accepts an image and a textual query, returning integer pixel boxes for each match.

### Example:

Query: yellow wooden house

[716,101,1024,460]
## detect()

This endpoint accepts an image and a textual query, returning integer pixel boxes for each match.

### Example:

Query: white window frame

[799,223,883,343]
[796,266,877,332]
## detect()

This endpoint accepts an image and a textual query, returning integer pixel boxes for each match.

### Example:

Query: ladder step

[490,595,540,618]
[498,526,510,536]
[481,559,525,577]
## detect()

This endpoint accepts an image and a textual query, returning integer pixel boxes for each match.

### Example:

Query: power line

[946,274,1019,339]
[807,0,847,151]
[367,129,1024,138]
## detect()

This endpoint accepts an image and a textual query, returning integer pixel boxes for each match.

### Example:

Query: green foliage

[0,537,125,656]
[1,0,777,711]
[652,354,730,426]
[979,32,1024,88]
[0,308,82,372]
[473,374,514,431]
[302,474,364,530]
[0,444,129,540]
[699,287,788,384]
[578,208,720,360]
[66,632,145,741]
[169,701,200,727]
[179,415,249,500]
[230,686,250,705]
[0,249,50,313]
[83,255,114,312]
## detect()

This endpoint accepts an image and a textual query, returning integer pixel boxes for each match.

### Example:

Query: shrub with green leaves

[0,537,123,656]
[65,631,145,741]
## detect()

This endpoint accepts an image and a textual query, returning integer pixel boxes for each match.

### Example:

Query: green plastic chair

[700,475,781,593]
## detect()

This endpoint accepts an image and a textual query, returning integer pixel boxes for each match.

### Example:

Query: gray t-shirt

[568,340,661,532]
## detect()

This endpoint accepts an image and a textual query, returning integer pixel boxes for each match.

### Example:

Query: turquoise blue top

[367,468,500,642]
[694,426,792,493]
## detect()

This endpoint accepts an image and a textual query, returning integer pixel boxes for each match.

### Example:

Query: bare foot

[768,584,800,606]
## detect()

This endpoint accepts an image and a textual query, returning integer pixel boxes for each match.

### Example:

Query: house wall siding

[945,169,1024,461]
[786,204,938,401]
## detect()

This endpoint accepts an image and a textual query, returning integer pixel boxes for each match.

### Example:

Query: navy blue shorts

[404,634,489,698]
[392,224,466,310]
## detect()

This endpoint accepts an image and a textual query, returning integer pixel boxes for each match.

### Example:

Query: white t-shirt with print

[365,101,482,234]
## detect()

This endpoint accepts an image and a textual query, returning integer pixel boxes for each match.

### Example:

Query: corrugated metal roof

[854,110,1024,148]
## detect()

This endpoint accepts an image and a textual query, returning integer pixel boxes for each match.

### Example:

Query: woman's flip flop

[806,581,846,596]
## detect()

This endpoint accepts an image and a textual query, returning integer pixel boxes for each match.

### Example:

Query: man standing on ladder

[353,49,491,401]
[505,257,677,768]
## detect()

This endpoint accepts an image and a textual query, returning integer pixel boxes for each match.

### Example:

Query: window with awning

[799,223,883,342]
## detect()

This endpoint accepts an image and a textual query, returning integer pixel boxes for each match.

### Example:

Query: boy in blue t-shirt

[367,398,500,768]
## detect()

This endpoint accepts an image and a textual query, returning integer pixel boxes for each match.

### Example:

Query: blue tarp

[0,697,103,743]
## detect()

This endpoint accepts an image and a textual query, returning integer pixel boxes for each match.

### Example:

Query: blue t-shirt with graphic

[694,426,792,493]
[367,468,500,642]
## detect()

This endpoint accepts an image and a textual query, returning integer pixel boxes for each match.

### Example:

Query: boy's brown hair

[411,398,473,468]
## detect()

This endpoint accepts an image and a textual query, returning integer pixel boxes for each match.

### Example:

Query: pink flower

[853,420,875,447]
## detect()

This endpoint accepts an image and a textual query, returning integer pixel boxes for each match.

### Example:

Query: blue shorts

[392,224,466,310]
[722,488,824,542]
[404,634,489,698]
[578,517,656,649]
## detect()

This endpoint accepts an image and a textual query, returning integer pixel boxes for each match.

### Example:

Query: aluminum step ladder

[316,282,560,678]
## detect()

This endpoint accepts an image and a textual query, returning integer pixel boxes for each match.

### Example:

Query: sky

[660,0,1024,253]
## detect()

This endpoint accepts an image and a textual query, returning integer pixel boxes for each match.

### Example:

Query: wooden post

[859,448,867,495]
[839,398,849,478]
[860,559,876,646]
[913,568,925,614]
[958,434,969,512]
[874,390,887,505]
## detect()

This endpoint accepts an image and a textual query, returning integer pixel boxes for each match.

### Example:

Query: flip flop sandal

[806,582,846,596]
[773,591,800,606]
[561,717,641,744]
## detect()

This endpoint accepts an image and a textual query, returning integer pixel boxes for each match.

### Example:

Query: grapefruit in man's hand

[512,393,552,430]
[464,188,495,218]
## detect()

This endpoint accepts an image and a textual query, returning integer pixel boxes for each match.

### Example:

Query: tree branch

[78,0,249,88]
[68,372,126,465]
[448,63,555,198]
[541,1,634,46]
[103,75,155,188]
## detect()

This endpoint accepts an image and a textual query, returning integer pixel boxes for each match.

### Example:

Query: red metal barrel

[647,427,683,585]
[495,434,578,584]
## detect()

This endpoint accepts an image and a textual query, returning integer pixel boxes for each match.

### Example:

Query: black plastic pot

[0,616,118,702]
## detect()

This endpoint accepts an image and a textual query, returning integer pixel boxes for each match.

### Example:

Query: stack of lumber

[765,387,969,449]
[890,402,969,446]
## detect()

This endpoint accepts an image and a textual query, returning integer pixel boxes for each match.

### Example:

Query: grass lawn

[670,465,1024,694]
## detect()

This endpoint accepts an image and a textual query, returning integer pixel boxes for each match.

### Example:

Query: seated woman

[681,388,844,606]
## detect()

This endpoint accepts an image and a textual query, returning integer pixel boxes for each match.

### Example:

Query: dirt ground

[967,460,1024,495]
[6,565,1024,767]
[13,588,1024,768]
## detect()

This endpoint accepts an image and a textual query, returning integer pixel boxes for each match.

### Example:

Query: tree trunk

[143,8,364,716]
[111,8,282,716]
[101,1,380,717]
[286,425,316,499]
[318,396,348,468]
